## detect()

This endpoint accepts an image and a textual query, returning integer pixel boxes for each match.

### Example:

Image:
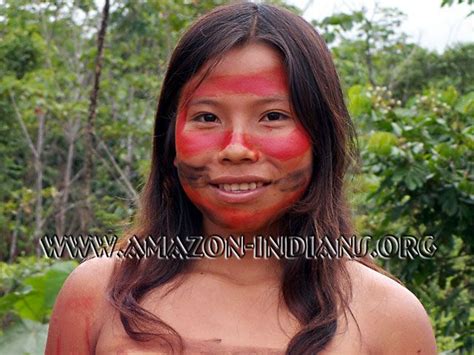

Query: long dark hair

[109,2,389,353]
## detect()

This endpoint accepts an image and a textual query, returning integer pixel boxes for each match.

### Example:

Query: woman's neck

[189,253,282,286]
[188,218,284,286]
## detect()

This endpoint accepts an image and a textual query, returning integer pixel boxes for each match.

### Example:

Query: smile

[218,182,265,192]
[208,181,271,203]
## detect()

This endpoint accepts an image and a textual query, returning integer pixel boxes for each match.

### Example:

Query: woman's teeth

[219,182,264,192]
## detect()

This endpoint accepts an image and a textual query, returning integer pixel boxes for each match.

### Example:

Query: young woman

[46,2,437,354]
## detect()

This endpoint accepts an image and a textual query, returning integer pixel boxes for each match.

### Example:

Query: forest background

[0,0,472,353]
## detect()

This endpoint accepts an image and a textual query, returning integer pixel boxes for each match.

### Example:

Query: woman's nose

[217,131,259,164]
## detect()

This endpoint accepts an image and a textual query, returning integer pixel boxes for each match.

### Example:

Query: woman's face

[174,42,313,235]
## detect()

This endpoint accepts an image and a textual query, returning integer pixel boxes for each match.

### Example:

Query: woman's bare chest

[95,316,366,355]
[95,274,369,354]
[96,290,294,353]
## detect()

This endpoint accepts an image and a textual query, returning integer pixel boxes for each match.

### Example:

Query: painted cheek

[249,126,311,161]
[177,125,310,161]
[175,109,232,158]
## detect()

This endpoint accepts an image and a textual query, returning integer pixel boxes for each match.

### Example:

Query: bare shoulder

[45,256,118,354]
[345,260,437,354]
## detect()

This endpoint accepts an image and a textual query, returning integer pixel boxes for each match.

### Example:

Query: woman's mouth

[208,181,271,203]
[217,181,265,192]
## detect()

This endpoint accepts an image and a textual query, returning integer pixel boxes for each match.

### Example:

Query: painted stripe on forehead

[185,68,289,99]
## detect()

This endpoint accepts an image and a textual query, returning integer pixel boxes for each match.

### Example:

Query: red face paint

[176,66,311,161]
[181,180,306,230]
[174,43,313,235]
[242,127,311,161]
[189,68,288,98]
[176,68,296,159]
[175,109,233,158]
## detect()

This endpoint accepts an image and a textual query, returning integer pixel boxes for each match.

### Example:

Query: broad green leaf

[367,131,398,156]
[455,92,474,115]
[348,85,372,116]
[12,261,76,322]
[0,320,48,355]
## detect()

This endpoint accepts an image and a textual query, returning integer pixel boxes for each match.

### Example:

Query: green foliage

[441,0,474,16]
[0,319,48,355]
[0,257,76,354]
[349,84,473,351]
[348,85,372,116]
[0,32,42,79]
[316,8,474,99]
[0,257,77,324]
[442,0,474,4]
[367,131,398,156]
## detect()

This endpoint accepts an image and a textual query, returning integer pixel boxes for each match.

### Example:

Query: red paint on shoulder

[65,296,95,312]
[55,335,61,355]
[84,316,92,352]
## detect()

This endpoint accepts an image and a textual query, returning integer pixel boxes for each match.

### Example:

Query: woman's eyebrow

[188,95,290,107]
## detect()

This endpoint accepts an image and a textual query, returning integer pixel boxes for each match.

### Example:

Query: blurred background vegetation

[0,0,472,353]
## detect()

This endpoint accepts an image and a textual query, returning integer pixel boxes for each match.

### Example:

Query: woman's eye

[193,113,219,123]
[263,112,289,121]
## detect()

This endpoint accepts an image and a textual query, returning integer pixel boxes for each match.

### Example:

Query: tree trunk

[81,0,110,234]
[8,91,45,257]
[34,110,45,256]
[124,88,135,182]
[56,120,79,237]
[364,20,376,86]
[9,209,21,263]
